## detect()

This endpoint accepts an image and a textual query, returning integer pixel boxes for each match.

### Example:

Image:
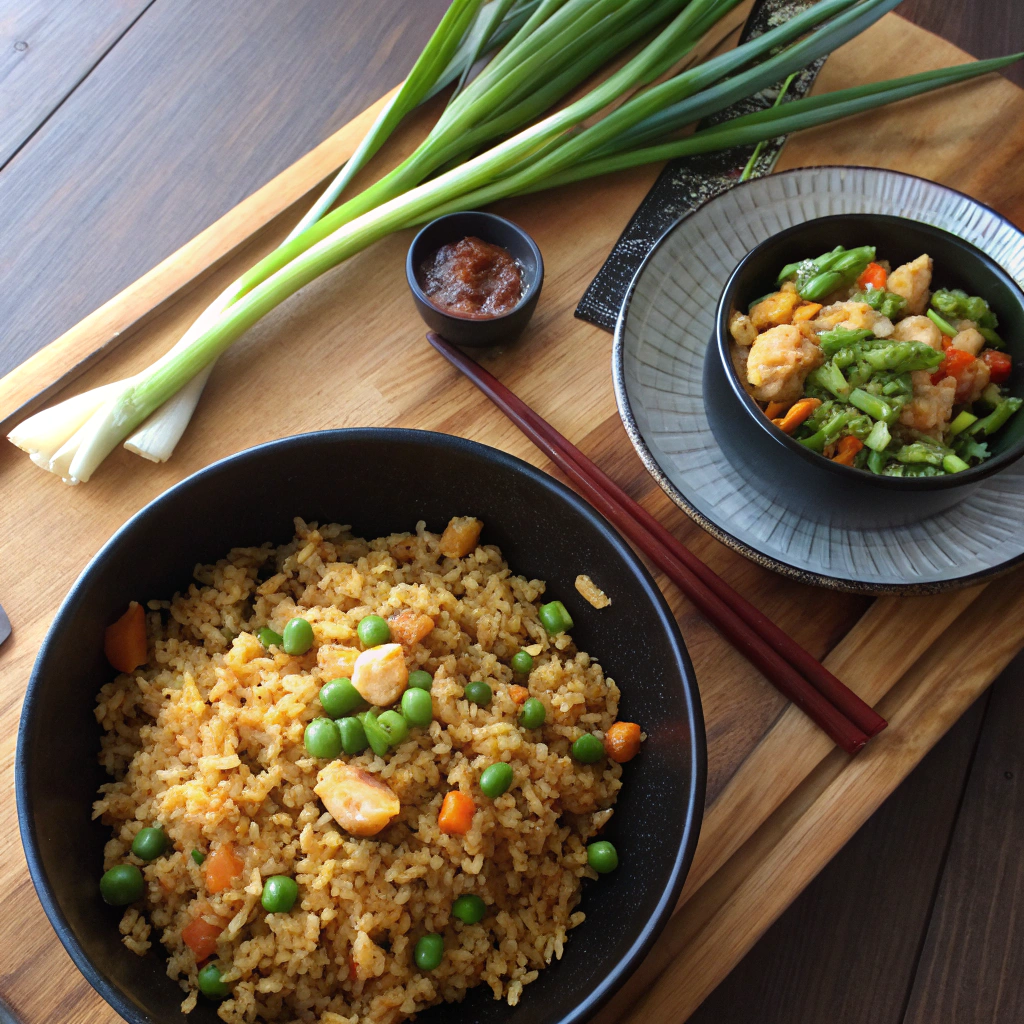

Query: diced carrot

[438,791,475,836]
[508,685,529,705]
[104,601,148,674]
[439,517,483,558]
[181,916,222,961]
[832,436,864,467]
[791,302,823,323]
[856,262,887,291]
[764,400,792,419]
[603,722,642,763]
[388,609,435,647]
[931,346,975,386]
[772,397,821,434]
[204,843,242,893]
[981,349,1012,385]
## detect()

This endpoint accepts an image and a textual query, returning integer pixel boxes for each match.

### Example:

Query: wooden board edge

[0,87,400,431]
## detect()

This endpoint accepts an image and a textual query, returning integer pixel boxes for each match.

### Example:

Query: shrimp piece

[315,764,400,836]
[812,301,894,338]
[749,289,802,330]
[351,644,408,705]
[900,371,956,433]
[950,327,985,357]
[887,254,932,315]
[890,315,943,350]
[729,310,758,346]
[745,324,824,403]
[954,356,991,404]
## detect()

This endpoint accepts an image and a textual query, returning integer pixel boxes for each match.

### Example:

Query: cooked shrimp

[745,324,824,403]
[954,356,991,404]
[315,764,400,836]
[950,327,985,357]
[729,310,758,346]
[351,643,408,705]
[899,371,956,433]
[887,254,932,315]
[749,289,802,330]
[811,301,894,338]
[890,315,943,350]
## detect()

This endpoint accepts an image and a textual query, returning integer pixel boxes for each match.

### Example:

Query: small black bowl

[707,213,1024,529]
[406,212,544,347]
[17,428,704,1024]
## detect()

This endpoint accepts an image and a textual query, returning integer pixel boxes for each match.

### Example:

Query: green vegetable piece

[942,454,971,473]
[282,617,314,656]
[519,697,546,730]
[401,687,433,728]
[571,734,604,764]
[538,600,574,635]
[511,651,534,676]
[357,615,391,648]
[261,875,299,913]
[807,361,851,400]
[799,269,844,302]
[197,962,230,1000]
[896,441,949,466]
[587,840,619,874]
[319,677,363,718]
[849,388,898,424]
[359,710,391,758]
[861,340,943,374]
[867,449,889,475]
[464,680,492,706]
[970,396,1023,437]
[408,669,434,690]
[818,326,872,357]
[414,933,444,971]
[257,627,284,649]
[926,308,957,337]
[191,849,205,866]
[792,244,874,299]
[479,761,514,798]
[377,710,409,747]
[452,894,486,925]
[100,864,144,906]
[304,718,342,759]
[131,827,167,862]
[947,411,978,438]
[337,716,369,755]
[746,291,774,313]
[864,419,891,452]
[978,326,1005,348]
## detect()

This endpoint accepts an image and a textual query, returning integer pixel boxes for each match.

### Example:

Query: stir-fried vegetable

[10,0,1022,484]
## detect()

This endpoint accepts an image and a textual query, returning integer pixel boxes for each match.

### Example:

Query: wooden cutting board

[2,11,1024,1024]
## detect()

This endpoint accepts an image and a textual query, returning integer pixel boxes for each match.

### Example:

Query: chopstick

[427,331,887,754]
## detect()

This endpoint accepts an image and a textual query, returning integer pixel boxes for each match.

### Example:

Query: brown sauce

[420,236,523,318]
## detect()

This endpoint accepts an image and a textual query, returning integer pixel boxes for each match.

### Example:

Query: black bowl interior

[17,429,704,1024]
[716,213,1024,486]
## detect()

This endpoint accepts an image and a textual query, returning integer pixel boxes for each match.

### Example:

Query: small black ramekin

[706,213,1024,529]
[406,211,544,347]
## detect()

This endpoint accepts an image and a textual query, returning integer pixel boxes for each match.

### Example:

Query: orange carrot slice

[204,843,242,893]
[772,397,822,434]
[832,435,864,467]
[508,685,530,705]
[181,916,222,960]
[438,791,475,835]
[791,301,823,323]
[103,602,147,673]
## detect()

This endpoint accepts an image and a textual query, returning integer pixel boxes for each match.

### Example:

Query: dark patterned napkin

[575,0,825,331]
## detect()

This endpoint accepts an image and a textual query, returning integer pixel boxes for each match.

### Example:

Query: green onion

[849,388,898,424]
[947,410,978,438]
[9,0,1022,483]
[942,454,971,473]
[864,419,891,452]
[741,70,799,183]
[926,308,957,337]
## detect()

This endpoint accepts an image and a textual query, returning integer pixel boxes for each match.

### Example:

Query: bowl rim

[612,165,1024,595]
[714,212,1024,490]
[16,426,705,1024]
[405,211,545,324]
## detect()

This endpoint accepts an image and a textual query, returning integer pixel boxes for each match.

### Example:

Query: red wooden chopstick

[427,332,887,754]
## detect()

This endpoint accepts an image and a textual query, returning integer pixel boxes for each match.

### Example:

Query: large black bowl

[707,214,1024,528]
[17,429,704,1024]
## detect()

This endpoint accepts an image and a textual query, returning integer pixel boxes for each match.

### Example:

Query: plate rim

[611,164,1024,596]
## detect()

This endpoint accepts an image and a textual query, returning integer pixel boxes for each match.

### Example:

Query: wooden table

[1,4,1023,1024]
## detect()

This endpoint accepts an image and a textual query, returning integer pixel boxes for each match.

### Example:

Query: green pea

[261,875,299,913]
[282,617,314,656]
[304,718,342,759]
[464,680,492,706]
[518,698,546,730]
[197,962,230,999]
[587,840,619,874]
[538,601,574,635]
[479,761,514,798]
[191,849,205,865]
[451,894,486,925]
[511,651,534,675]
[257,626,284,648]
[378,710,409,747]
[337,716,369,754]
[131,827,167,862]
[414,933,444,971]
[357,614,391,648]
[572,733,604,764]
[100,864,144,906]
[401,687,433,728]
[408,669,434,691]
[319,677,363,718]
[360,711,391,757]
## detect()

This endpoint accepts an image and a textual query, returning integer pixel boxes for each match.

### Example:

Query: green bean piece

[257,627,284,649]
[191,849,206,865]
[867,449,889,475]
[970,396,1023,436]
[807,362,851,400]
[943,454,971,473]
[896,441,949,466]
[849,388,898,424]
[359,710,391,758]
[337,716,369,754]
[864,420,891,452]
[377,710,409,747]
[947,411,978,438]
[538,601,574,635]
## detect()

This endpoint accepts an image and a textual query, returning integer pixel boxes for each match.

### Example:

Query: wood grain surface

[2,6,1024,1024]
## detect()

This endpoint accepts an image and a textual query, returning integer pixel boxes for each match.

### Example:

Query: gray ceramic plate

[613,166,1024,594]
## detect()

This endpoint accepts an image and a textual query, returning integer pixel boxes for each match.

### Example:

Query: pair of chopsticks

[427,332,887,754]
